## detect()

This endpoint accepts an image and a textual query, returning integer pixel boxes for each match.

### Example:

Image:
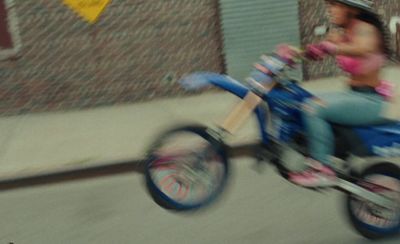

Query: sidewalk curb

[0,159,145,191]
[0,143,256,191]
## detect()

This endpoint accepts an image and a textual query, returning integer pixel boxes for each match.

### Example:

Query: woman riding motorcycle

[286,0,393,187]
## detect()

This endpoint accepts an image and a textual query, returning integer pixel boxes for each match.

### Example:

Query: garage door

[219,0,302,80]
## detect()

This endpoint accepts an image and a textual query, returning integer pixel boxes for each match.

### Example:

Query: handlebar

[244,51,303,96]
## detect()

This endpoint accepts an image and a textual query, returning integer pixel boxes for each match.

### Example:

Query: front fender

[179,72,249,99]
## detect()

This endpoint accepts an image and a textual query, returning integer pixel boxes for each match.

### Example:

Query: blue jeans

[302,90,388,165]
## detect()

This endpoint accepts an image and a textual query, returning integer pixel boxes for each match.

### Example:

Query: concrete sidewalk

[0,66,399,181]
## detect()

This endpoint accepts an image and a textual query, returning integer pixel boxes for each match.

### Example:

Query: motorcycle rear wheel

[345,163,400,239]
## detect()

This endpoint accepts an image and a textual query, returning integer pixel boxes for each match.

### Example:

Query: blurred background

[0,0,398,116]
[0,0,399,243]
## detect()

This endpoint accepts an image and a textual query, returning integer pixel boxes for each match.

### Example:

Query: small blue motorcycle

[144,52,400,240]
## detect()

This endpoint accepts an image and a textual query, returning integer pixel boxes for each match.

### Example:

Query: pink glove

[305,44,326,61]
[305,41,337,61]
[319,41,337,55]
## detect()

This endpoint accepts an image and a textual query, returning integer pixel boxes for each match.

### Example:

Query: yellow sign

[63,0,111,24]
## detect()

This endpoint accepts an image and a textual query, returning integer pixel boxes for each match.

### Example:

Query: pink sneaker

[289,161,337,187]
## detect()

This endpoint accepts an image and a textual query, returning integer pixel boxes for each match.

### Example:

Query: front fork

[219,92,263,134]
[218,81,275,135]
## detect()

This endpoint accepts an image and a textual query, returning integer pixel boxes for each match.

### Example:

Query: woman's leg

[303,91,386,165]
[290,91,386,187]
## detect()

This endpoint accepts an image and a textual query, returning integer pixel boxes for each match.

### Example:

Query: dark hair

[356,11,392,58]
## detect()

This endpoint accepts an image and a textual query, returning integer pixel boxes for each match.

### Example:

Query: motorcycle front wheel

[144,124,229,211]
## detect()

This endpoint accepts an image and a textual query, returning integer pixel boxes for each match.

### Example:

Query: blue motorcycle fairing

[354,123,400,157]
[179,72,270,142]
[371,123,400,135]
[180,72,317,144]
[179,72,249,99]
[263,83,314,142]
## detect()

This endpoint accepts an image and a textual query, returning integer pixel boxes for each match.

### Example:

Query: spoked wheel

[345,163,400,239]
[144,125,229,211]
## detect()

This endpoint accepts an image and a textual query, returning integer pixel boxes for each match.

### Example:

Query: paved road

[0,159,398,244]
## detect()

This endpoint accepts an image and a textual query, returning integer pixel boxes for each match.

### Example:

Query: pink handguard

[275,44,297,66]
[375,80,395,100]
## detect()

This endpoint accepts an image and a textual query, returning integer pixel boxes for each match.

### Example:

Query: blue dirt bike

[144,52,400,240]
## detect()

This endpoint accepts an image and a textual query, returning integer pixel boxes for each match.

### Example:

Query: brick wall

[1,1,399,115]
[298,0,400,80]
[0,0,224,115]
[0,0,13,49]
